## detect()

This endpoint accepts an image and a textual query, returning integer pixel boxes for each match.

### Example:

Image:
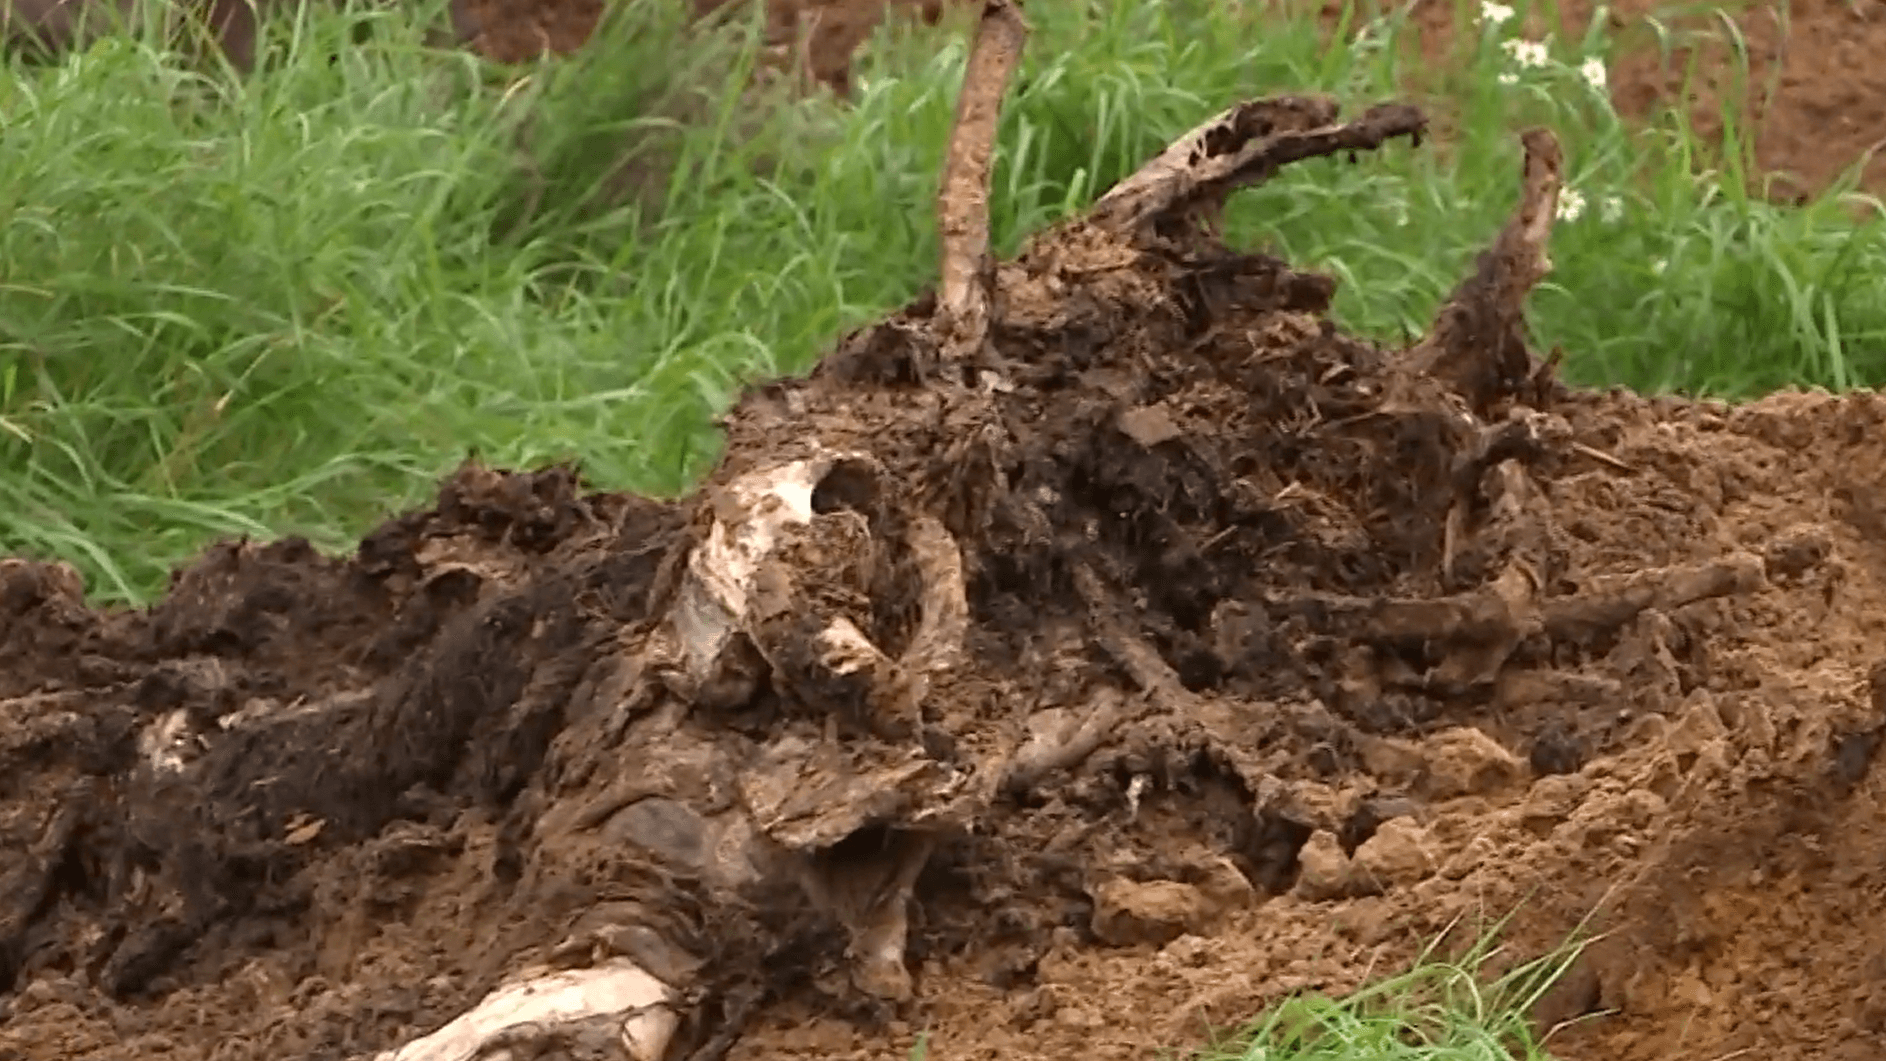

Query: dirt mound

[464,0,939,89]
[463,0,1886,197]
[6,6,1886,1061]
[1402,0,1886,198]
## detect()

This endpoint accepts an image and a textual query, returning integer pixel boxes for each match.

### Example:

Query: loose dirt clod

[6,7,1886,1061]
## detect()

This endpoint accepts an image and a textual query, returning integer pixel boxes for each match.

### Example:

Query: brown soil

[1401,0,1886,198]
[463,0,942,89]
[6,21,1886,1061]
[459,0,1886,197]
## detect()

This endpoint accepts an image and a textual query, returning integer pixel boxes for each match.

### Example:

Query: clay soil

[460,0,1886,197]
[1399,0,1886,198]
[463,0,943,91]
[8,14,1886,1061]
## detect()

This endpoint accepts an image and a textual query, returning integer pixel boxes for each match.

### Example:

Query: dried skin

[1405,127,1565,416]
[1089,97,1428,237]
[934,0,1029,363]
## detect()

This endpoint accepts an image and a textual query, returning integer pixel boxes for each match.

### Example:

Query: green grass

[1192,926,1586,1061]
[1,0,1840,1052]
[2,0,1882,608]
[906,918,1590,1061]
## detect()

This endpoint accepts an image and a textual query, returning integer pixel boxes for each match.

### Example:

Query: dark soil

[6,57,1886,1061]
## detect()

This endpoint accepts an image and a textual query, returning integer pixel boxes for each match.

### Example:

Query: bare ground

[6,6,1886,1061]
[1399,0,1886,199]
[464,0,943,92]
[460,0,1886,198]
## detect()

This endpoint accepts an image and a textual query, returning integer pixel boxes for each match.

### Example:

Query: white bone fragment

[373,959,675,1061]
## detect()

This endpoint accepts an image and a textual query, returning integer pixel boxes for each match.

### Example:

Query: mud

[7,10,1886,1061]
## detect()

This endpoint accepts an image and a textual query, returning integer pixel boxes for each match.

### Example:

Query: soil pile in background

[1401,0,1886,200]
[465,0,1885,198]
[466,0,941,89]
[5,6,1886,1061]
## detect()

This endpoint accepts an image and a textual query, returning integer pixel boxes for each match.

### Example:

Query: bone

[371,959,677,1061]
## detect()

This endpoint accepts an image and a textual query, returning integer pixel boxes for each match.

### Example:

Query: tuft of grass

[3,0,1883,602]
[0,0,779,597]
[1191,919,1592,1061]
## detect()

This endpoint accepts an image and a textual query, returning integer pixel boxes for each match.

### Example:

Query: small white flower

[1651,258,1668,276]
[1497,70,1520,86]
[1501,38,1550,68]
[1556,187,1587,221]
[1599,195,1624,223]
[1580,56,1607,92]
[1480,1,1515,25]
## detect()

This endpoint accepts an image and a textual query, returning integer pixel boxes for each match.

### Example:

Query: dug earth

[4,53,1886,1061]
